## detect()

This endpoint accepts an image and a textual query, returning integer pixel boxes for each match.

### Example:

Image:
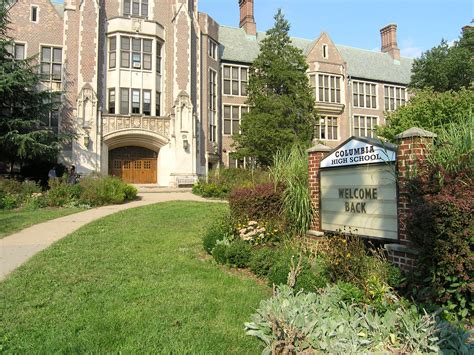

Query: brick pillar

[386,127,437,271]
[307,144,332,235]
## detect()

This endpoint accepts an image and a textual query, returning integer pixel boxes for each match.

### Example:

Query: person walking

[68,165,78,184]
[48,166,57,179]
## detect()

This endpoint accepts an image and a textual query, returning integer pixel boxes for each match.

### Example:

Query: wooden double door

[109,146,158,184]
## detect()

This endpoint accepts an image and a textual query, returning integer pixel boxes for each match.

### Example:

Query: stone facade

[6,0,414,186]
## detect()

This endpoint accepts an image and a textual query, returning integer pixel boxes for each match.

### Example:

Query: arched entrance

[109,146,158,184]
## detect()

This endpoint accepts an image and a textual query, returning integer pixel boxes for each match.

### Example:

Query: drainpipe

[348,75,352,137]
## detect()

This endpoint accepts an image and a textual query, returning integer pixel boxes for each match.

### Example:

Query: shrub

[202,213,235,254]
[229,183,284,224]
[245,284,474,354]
[336,281,365,303]
[267,250,329,293]
[408,173,473,323]
[0,178,42,209]
[226,240,252,268]
[192,168,271,199]
[45,178,82,207]
[123,184,138,201]
[212,241,229,265]
[249,247,276,278]
[325,234,368,285]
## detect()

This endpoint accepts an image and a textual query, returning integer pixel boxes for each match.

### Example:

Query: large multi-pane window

[208,69,217,142]
[120,36,152,70]
[118,88,154,115]
[123,0,148,17]
[222,65,248,96]
[353,115,378,138]
[353,81,377,108]
[384,85,406,111]
[40,46,62,81]
[223,105,248,135]
[315,116,338,140]
[311,74,341,103]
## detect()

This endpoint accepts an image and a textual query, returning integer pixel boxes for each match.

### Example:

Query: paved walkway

[0,192,219,281]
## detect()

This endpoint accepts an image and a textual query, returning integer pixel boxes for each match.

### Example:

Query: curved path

[0,192,218,281]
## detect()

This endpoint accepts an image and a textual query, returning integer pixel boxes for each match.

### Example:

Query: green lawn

[0,201,270,353]
[0,207,85,239]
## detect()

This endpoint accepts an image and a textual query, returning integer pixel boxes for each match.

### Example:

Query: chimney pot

[239,0,257,36]
[380,23,400,60]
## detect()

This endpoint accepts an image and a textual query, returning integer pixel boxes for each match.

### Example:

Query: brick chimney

[239,0,257,36]
[380,24,400,60]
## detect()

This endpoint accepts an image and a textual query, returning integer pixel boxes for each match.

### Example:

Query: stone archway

[103,129,169,184]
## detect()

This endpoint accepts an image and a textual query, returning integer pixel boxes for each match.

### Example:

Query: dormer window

[322,44,328,59]
[31,5,38,23]
[123,0,148,17]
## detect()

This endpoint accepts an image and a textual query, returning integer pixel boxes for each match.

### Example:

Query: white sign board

[321,138,396,168]
[320,164,398,240]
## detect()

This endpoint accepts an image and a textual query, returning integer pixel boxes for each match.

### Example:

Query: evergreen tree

[0,2,65,172]
[410,26,474,92]
[232,10,317,167]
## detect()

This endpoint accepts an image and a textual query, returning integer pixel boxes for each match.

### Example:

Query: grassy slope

[0,207,84,239]
[0,201,269,353]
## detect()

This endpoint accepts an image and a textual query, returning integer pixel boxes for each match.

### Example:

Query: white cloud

[400,38,423,58]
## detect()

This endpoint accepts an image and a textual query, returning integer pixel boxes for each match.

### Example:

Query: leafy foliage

[0,3,69,168]
[192,168,271,199]
[229,183,284,225]
[410,27,474,92]
[245,284,474,354]
[78,175,137,206]
[407,173,474,323]
[232,10,317,166]
[426,115,473,183]
[202,213,235,254]
[270,145,313,236]
[377,87,473,141]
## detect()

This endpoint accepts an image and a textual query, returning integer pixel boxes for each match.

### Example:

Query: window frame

[108,88,116,114]
[223,105,248,136]
[352,115,378,138]
[311,73,342,103]
[108,36,116,69]
[222,64,249,97]
[208,69,218,142]
[40,45,62,82]
[31,5,39,23]
[123,0,148,17]
[384,84,407,111]
[352,80,377,109]
[314,116,338,141]
[208,38,218,60]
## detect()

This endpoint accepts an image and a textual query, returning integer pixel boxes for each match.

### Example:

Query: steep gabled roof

[219,26,414,85]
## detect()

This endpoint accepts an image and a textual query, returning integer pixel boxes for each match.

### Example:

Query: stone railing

[102,114,171,137]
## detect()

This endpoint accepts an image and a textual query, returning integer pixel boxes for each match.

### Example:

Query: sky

[199,0,473,58]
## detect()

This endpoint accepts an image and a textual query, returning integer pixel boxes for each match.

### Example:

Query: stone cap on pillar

[307,143,332,153]
[395,127,437,140]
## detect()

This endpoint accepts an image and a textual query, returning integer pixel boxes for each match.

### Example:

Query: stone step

[132,185,193,193]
